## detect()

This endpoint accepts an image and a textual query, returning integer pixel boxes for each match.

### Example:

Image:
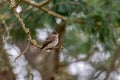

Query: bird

[40,31,59,51]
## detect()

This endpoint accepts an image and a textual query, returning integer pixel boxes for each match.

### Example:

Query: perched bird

[40,31,59,51]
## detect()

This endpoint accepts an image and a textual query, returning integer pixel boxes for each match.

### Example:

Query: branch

[22,0,67,21]
[14,41,30,62]
[1,21,10,37]
[104,71,110,80]
[22,0,91,25]
[8,0,41,47]
[8,0,41,61]
[103,45,120,80]
[14,0,22,8]
[92,70,104,79]
[38,0,51,7]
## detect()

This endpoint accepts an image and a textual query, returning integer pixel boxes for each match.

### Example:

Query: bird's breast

[48,37,58,47]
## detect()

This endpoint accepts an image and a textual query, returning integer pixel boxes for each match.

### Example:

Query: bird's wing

[40,35,55,49]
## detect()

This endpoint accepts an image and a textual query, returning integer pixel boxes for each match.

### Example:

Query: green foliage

[0,58,2,66]
[1,0,120,60]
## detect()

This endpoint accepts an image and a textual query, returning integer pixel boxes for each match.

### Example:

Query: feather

[40,35,56,49]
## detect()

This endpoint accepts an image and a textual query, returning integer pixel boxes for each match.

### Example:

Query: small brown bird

[40,31,59,51]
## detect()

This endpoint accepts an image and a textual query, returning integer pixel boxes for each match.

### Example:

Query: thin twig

[22,0,67,21]
[29,39,41,48]
[14,41,30,62]
[22,0,88,24]
[14,0,22,8]
[104,71,110,80]
[51,1,80,8]
[91,69,104,79]
[38,0,51,7]
[103,46,120,80]
[8,0,41,48]
[2,21,10,39]
[8,0,41,61]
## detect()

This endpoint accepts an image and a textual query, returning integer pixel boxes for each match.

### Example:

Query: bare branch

[38,0,51,7]
[2,21,10,38]
[104,71,110,80]
[14,41,30,62]
[21,0,87,24]
[8,0,41,47]
[14,0,22,8]
[103,45,120,80]
[92,70,104,79]
[8,0,41,61]
[22,0,67,21]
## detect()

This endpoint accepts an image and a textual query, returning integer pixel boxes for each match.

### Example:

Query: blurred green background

[0,0,120,80]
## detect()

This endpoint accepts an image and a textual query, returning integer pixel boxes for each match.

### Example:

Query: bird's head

[51,31,60,37]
